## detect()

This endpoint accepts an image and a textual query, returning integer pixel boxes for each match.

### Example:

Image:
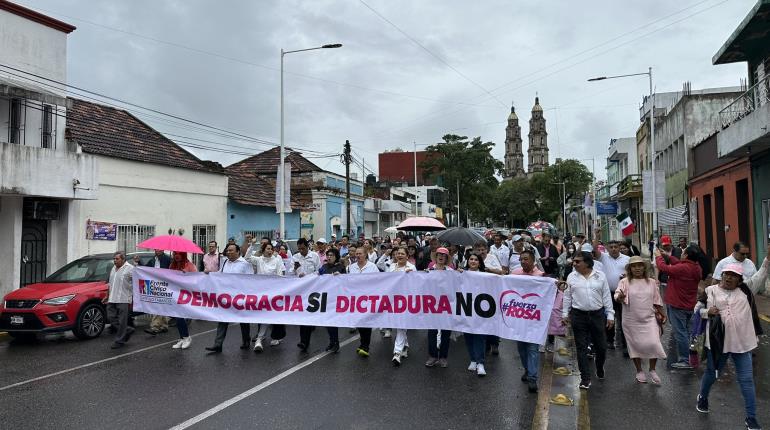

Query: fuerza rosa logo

[138,279,174,304]
[499,289,542,327]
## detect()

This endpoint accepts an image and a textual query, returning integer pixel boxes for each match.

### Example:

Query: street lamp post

[280,43,342,240]
[588,67,657,240]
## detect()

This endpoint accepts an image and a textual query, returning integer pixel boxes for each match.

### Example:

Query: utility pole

[344,140,352,236]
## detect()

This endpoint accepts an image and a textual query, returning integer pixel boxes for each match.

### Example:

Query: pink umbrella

[137,235,204,254]
[396,216,446,232]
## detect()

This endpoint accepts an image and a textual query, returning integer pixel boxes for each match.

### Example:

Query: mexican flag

[616,211,634,236]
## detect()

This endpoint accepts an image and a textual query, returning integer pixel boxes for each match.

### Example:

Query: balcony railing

[616,174,642,199]
[720,74,770,129]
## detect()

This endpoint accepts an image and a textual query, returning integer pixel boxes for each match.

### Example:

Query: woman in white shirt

[252,242,285,352]
[389,247,415,366]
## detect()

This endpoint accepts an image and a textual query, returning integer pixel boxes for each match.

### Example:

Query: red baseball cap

[660,235,672,245]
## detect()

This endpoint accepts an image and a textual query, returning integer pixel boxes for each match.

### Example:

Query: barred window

[117,225,156,254]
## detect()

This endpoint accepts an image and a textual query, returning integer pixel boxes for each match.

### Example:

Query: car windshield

[44,258,114,283]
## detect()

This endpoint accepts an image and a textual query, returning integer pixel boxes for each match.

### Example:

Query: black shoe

[325,343,340,353]
[239,342,250,350]
[110,342,125,349]
[745,417,761,430]
[596,365,605,380]
[297,342,308,353]
[579,379,591,389]
[521,372,529,382]
[205,346,222,353]
[528,380,538,393]
[158,327,169,333]
[696,395,709,413]
[144,328,159,335]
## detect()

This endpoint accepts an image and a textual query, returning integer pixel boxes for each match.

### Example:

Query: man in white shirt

[349,248,380,357]
[206,243,254,353]
[473,240,503,274]
[562,251,614,390]
[592,235,630,353]
[293,238,321,277]
[712,241,757,283]
[104,251,135,349]
[490,233,511,274]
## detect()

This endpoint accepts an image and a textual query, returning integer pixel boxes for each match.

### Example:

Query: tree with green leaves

[420,134,504,226]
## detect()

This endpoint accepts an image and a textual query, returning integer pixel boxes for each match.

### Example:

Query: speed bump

[549,394,574,406]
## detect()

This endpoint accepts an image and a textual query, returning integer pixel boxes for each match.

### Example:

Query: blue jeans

[699,349,756,419]
[175,318,189,338]
[517,341,540,382]
[667,305,692,364]
[464,333,485,364]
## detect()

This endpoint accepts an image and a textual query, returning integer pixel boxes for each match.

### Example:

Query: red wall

[378,151,436,185]
[689,158,754,261]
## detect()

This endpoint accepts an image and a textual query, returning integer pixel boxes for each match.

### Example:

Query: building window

[117,224,156,254]
[9,98,22,144]
[42,105,53,149]
[192,224,216,266]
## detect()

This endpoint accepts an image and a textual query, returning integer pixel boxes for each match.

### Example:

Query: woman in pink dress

[614,256,667,384]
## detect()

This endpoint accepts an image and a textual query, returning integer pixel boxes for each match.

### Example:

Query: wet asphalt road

[1,317,768,429]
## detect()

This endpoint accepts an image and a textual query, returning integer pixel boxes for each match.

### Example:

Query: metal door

[20,220,48,286]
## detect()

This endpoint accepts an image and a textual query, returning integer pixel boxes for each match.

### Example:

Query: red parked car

[0,252,153,341]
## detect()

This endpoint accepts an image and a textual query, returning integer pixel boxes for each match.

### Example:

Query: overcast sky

[18,0,753,180]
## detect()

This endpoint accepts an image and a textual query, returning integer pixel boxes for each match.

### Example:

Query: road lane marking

[0,327,218,392]
[169,334,360,430]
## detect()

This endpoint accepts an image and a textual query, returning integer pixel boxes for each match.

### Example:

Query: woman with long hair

[462,253,488,376]
[406,245,418,266]
[614,256,667,384]
[169,252,196,350]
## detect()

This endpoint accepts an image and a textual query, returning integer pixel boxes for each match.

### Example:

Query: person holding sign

[510,250,545,393]
[461,253,488,376]
[425,247,453,368]
[389,247,416,367]
[348,247,380,357]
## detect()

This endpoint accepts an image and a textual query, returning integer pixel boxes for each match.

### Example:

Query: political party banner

[132,267,557,344]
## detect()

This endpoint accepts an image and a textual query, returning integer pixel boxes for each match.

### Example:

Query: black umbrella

[435,227,486,247]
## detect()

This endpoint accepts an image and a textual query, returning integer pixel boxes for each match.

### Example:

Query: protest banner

[132,267,557,344]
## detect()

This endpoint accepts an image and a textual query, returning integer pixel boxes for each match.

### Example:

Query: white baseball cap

[317,238,327,244]
[580,243,594,252]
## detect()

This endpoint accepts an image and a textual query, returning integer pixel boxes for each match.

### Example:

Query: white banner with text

[132,267,557,343]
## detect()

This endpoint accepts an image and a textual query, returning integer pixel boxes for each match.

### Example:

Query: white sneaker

[180,337,192,349]
[171,339,184,349]
[383,329,392,338]
[467,361,478,372]
[270,339,282,347]
[392,353,401,366]
[253,338,264,352]
[477,363,487,376]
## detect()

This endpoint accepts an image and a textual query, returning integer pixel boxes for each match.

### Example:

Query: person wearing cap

[654,244,702,369]
[425,247,453,368]
[580,243,604,274]
[508,234,526,272]
[315,238,328,265]
[712,241,757,285]
[592,230,631,353]
[562,251,614,390]
[696,248,769,430]
[614,256,666,384]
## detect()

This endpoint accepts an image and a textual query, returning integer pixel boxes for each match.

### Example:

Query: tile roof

[227,146,322,174]
[67,98,223,173]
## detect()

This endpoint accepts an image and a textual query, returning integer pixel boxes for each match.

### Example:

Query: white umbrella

[384,226,399,234]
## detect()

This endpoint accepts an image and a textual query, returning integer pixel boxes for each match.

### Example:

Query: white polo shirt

[597,252,630,292]
[490,244,510,268]
[713,254,757,281]
[563,269,614,320]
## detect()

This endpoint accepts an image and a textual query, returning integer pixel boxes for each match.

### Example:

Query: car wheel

[9,332,37,342]
[73,303,106,340]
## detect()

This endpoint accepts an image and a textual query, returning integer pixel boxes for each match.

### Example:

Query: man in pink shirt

[510,249,544,393]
